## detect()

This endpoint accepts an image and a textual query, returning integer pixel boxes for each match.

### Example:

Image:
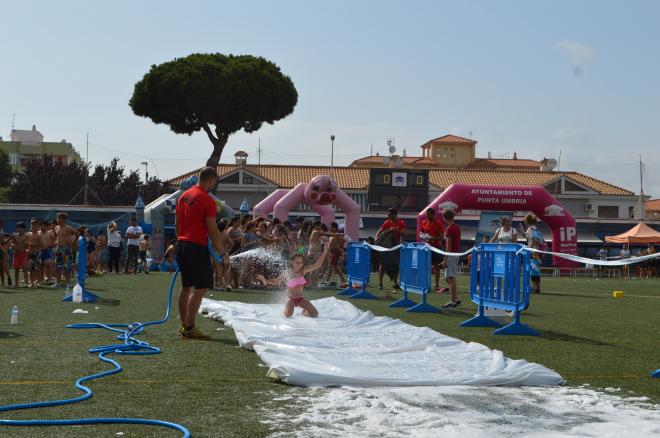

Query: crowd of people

[597,241,657,279]
[209,214,351,291]
[0,214,154,289]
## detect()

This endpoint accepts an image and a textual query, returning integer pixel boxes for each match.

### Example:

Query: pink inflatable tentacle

[311,204,335,226]
[254,188,290,218]
[273,183,307,222]
[333,190,361,241]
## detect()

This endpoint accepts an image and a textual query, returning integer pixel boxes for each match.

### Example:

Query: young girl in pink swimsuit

[258,246,329,318]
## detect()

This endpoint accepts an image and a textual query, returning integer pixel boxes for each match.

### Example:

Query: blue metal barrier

[652,369,660,378]
[62,236,99,303]
[460,243,537,335]
[338,242,377,300]
[390,243,439,313]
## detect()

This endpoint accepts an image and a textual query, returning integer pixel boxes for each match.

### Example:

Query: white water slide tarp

[200,297,563,388]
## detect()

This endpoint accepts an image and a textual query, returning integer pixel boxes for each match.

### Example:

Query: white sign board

[336,218,364,230]
[392,172,407,187]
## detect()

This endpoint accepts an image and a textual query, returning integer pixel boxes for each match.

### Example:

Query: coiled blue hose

[0,268,192,437]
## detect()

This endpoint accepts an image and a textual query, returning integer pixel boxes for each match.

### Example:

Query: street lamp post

[141,161,149,183]
[330,135,335,176]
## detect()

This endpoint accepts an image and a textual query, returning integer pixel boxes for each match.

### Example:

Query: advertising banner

[475,211,514,244]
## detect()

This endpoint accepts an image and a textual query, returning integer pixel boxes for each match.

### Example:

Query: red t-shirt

[420,218,444,248]
[381,218,406,242]
[176,186,217,246]
[444,223,461,253]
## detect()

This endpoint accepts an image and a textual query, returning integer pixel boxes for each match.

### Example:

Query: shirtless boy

[307,220,345,287]
[27,219,43,287]
[324,222,347,286]
[39,220,56,284]
[55,213,80,287]
[139,234,150,274]
[10,222,29,287]
[213,221,232,290]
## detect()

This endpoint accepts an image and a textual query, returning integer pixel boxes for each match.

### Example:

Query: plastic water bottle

[73,284,83,303]
[65,285,71,299]
[11,305,18,325]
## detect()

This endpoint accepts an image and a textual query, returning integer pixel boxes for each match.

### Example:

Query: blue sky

[1,0,659,197]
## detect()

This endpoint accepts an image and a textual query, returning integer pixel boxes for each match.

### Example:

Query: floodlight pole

[330,135,335,177]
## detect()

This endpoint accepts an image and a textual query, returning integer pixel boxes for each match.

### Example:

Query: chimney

[234,151,248,167]
[32,125,37,131]
[487,151,492,159]
[513,152,518,160]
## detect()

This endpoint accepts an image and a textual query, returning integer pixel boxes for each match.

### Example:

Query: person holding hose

[175,167,224,340]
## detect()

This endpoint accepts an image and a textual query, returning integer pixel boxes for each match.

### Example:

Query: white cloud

[555,40,594,76]
[555,40,595,65]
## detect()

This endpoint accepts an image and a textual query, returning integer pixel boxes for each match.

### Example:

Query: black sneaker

[442,300,461,308]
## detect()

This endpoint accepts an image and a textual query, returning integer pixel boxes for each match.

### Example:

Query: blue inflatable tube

[0,270,191,437]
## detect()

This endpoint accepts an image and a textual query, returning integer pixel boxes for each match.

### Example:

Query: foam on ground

[262,385,660,437]
[200,297,563,387]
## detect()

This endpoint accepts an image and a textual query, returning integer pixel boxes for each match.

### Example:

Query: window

[598,205,619,218]
[218,173,239,184]
[372,173,391,185]
[544,181,561,193]
[9,153,19,165]
[628,206,635,218]
[243,175,254,184]
[564,180,589,192]
[415,175,424,186]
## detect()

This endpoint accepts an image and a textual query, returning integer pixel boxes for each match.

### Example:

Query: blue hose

[0,269,192,437]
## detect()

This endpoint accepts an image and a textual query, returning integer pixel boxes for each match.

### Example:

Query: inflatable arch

[417,183,578,267]
[254,175,360,241]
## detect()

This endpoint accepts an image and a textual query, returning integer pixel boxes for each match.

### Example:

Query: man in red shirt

[176,167,224,340]
[442,208,461,308]
[375,207,406,293]
[420,207,445,291]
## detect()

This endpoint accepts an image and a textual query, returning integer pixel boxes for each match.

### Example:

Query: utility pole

[141,161,149,182]
[330,135,335,176]
[257,138,262,195]
[84,132,89,205]
[639,154,644,221]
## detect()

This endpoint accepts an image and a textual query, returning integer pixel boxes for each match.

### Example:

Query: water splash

[230,248,291,302]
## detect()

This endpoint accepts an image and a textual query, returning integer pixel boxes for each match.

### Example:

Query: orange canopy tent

[605,222,660,244]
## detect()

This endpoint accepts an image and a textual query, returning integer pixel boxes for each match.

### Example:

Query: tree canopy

[0,150,12,187]
[129,53,298,170]
[9,155,169,205]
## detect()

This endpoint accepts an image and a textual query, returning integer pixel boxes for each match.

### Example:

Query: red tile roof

[469,158,541,169]
[168,164,633,196]
[421,134,477,148]
[645,199,660,212]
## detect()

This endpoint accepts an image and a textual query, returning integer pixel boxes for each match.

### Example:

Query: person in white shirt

[107,221,123,273]
[490,216,518,244]
[619,243,631,279]
[124,217,143,274]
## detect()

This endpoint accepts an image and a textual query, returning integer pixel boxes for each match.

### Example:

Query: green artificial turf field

[1,272,658,437]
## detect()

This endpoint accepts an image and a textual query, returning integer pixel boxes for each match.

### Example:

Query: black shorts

[175,241,213,289]
[431,251,443,265]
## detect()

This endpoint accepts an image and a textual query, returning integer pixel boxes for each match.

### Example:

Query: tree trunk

[202,124,229,194]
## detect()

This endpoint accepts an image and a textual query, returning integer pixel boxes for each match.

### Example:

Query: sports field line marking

[541,291,660,299]
[0,378,264,386]
[565,375,652,379]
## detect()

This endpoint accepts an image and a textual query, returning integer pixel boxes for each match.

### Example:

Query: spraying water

[229,248,292,303]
